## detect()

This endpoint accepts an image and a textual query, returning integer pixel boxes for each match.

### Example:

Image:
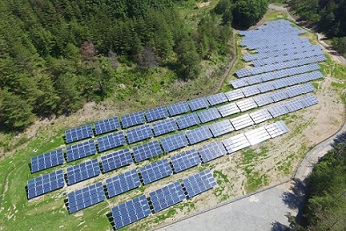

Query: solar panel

[225,90,245,101]
[186,126,213,145]
[299,94,319,107]
[66,140,97,162]
[94,117,121,135]
[207,93,228,106]
[209,120,234,137]
[149,181,186,213]
[126,124,153,144]
[67,182,105,213]
[241,86,260,97]
[97,131,126,152]
[152,118,178,136]
[267,104,290,118]
[27,170,65,200]
[249,109,273,124]
[167,101,190,116]
[229,114,254,130]
[105,169,141,198]
[183,169,217,198]
[66,159,101,185]
[244,126,271,145]
[176,113,201,130]
[284,98,305,112]
[100,148,133,173]
[132,140,163,162]
[197,108,221,124]
[236,98,258,112]
[139,159,173,185]
[111,195,151,229]
[160,132,189,153]
[264,121,289,138]
[253,94,274,107]
[217,103,240,117]
[65,124,94,144]
[170,149,201,173]
[222,134,251,153]
[270,90,289,102]
[198,141,227,163]
[121,112,146,129]
[30,149,64,173]
[145,106,169,122]
[188,97,210,111]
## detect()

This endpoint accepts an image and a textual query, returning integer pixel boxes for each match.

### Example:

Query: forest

[0,0,267,132]
[288,0,346,57]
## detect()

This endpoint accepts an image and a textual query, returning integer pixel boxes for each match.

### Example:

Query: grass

[213,170,232,201]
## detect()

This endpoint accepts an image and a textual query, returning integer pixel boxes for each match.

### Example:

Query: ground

[0,3,345,231]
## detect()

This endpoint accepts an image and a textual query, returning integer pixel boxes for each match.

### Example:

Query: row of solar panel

[243,44,320,62]
[230,63,320,88]
[241,35,307,49]
[239,19,296,36]
[31,81,319,173]
[236,55,326,78]
[28,114,294,200]
[110,169,216,229]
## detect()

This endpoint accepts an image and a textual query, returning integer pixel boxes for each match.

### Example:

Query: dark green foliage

[232,0,268,29]
[301,141,346,230]
[289,0,346,37]
[332,37,346,57]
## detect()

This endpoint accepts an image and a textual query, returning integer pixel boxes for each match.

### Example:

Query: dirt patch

[197,2,210,8]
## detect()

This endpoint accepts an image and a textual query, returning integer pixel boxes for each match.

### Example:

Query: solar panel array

[171,149,201,173]
[65,124,93,144]
[145,106,169,122]
[176,113,201,129]
[152,118,178,136]
[97,131,126,152]
[183,169,217,198]
[126,124,153,144]
[217,103,240,117]
[94,117,121,135]
[27,170,65,199]
[66,159,101,185]
[209,120,234,137]
[66,140,97,162]
[100,149,133,173]
[149,181,186,213]
[132,140,163,162]
[30,149,64,173]
[186,126,213,145]
[121,112,146,129]
[188,97,210,111]
[197,108,221,123]
[67,182,105,213]
[167,101,190,116]
[140,159,173,185]
[198,141,227,163]
[111,195,151,230]
[160,132,189,153]
[105,169,141,198]
[207,93,228,106]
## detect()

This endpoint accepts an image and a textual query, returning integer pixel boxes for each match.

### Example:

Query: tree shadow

[281,179,307,222]
[331,131,346,148]
[271,221,290,231]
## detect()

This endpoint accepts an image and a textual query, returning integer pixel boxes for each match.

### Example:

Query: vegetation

[295,140,346,230]
[288,0,346,56]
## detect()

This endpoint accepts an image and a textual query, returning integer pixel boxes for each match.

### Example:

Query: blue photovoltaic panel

[270,90,289,102]
[209,120,234,137]
[121,112,146,129]
[132,140,163,162]
[126,125,153,144]
[253,95,274,107]
[66,159,101,185]
[160,132,189,153]
[299,94,319,107]
[149,181,186,213]
[198,141,227,163]
[94,117,121,135]
[225,90,245,101]
[27,170,65,200]
[65,124,94,144]
[30,149,64,173]
[176,113,201,130]
[183,169,217,198]
[66,140,97,162]
[207,93,228,106]
[100,149,133,173]
[67,182,105,214]
[111,195,151,229]
[186,126,213,145]
[217,103,240,117]
[268,104,290,118]
[167,101,190,116]
[139,159,173,185]
[171,149,201,173]
[97,131,126,152]
[105,169,141,198]
[145,106,169,122]
[152,118,178,136]
[197,108,221,123]
[187,97,210,111]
